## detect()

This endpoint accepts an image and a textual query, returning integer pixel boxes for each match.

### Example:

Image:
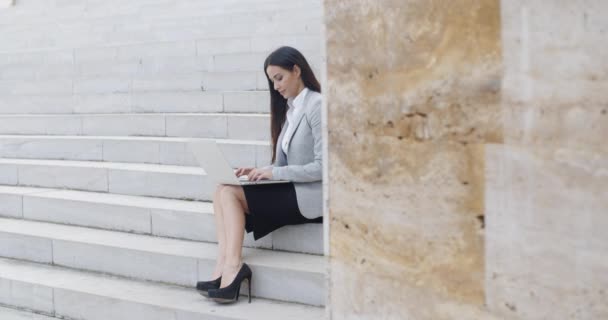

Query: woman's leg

[219,185,249,288]
[211,184,227,279]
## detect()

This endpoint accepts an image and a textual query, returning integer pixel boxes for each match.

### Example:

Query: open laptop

[187,139,290,186]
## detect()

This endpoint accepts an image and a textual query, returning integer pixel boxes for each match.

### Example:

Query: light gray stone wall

[0,0,324,114]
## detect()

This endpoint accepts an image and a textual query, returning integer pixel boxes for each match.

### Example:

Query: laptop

[187,139,290,186]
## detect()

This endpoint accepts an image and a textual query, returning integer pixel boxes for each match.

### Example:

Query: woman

[196,46,323,303]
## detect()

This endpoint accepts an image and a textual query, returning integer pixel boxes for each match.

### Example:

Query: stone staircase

[0,0,325,318]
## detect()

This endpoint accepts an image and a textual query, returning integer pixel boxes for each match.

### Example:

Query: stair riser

[0,232,324,306]
[0,164,212,201]
[0,114,270,141]
[0,138,272,168]
[0,279,54,316]
[0,91,270,115]
[0,306,58,320]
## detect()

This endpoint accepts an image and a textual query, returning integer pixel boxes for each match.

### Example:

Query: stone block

[255,144,272,167]
[17,163,108,192]
[131,91,223,113]
[131,74,202,92]
[150,208,212,242]
[2,79,73,95]
[82,114,165,136]
[73,78,131,94]
[0,94,74,114]
[0,194,22,218]
[53,240,199,286]
[108,168,210,200]
[165,114,227,139]
[138,56,213,75]
[196,37,251,55]
[247,264,325,306]
[73,47,118,63]
[116,41,196,59]
[227,114,269,140]
[73,93,132,113]
[76,60,140,78]
[200,72,257,91]
[0,137,103,161]
[0,279,54,315]
[23,196,151,234]
[223,91,269,113]
[272,224,323,255]
[0,233,52,263]
[212,53,267,72]
[157,140,198,166]
[0,164,18,185]
[103,139,160,164]
[217,142,257,168]
[0,115,82,135]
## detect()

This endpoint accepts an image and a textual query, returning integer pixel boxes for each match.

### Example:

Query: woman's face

[266,65,303,99]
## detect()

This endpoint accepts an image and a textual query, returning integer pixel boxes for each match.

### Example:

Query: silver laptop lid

[187,139,241,185]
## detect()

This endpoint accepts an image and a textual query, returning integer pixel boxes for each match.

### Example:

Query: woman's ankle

[211,261,225,279]
[223,260,242,271]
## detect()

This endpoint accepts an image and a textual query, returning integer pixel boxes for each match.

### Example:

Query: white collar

[287,87,309,110]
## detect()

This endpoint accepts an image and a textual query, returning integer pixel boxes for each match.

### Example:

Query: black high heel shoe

[208,263,252,304]
[195,277,221,297]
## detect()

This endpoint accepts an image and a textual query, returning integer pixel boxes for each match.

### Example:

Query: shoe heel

[247,275,252,303]
[236,282,241,301]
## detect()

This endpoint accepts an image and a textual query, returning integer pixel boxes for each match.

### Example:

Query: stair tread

[0,185,211,213]
[0,257,323,320]
[0,158,205,174]
[0,113,269,117]
[0,217,325,273]
[0,135,270,146]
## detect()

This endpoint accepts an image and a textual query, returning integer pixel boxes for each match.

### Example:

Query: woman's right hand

[235,167,254,177]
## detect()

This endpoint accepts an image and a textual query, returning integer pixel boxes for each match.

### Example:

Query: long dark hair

[264,46,321,163]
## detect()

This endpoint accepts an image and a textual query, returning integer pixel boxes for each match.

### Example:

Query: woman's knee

[220,186,247,210]
[214,184,227,201]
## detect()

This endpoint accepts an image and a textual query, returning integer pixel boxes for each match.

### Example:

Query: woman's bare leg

[211,184,227,279]
[219,185,249,288]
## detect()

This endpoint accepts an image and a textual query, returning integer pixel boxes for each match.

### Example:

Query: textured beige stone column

[485,1,608,319]
[325,1,501,319]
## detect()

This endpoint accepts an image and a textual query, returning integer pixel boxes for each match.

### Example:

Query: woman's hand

[248,167,273,181]
[235,167,254,177]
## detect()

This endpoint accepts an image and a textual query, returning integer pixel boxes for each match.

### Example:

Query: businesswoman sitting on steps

[196,46,323,303]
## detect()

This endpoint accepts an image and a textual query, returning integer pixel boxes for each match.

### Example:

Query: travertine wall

[325,0,607,319]
[486,1,608,319]
[325,0,501,318]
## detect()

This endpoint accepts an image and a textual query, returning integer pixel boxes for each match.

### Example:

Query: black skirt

[243,182,322,240]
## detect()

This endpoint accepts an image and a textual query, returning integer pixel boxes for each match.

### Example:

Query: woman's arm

[271,99,322,182]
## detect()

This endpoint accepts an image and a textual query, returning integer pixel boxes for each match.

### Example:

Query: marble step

[0,257,324,320]
[0,91,270,115]
[0,185,323,255]
[0,306,58,320]
[0,158,212,201]
[0,135,272,168]
[0,113,270,141]
[0,218,326,306]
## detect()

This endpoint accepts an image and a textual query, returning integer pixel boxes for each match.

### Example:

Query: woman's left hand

[248,168,273,181]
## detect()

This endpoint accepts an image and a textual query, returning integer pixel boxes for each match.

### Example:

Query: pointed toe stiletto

[208,263,253,304]
[196,277,221,297]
